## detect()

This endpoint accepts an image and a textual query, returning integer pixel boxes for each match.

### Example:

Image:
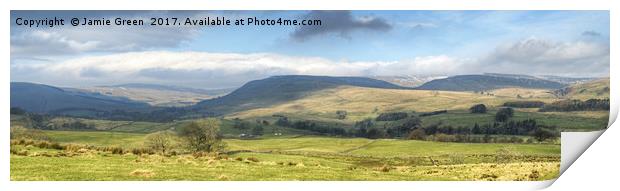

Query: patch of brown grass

[129,169,155,178]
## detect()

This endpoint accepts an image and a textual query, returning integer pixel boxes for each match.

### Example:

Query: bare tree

[144,131,175,153]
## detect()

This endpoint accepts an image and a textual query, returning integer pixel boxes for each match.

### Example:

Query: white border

[2,0,617,191]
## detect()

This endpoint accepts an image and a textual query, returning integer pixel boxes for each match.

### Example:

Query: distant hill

[194,75,407,114]
[102,83,224,95]
[78,83,233,107]
[10,82,150,115]
[416,74,566,92]
[484,73,595,84]
[370,75,447,88]
[537,75,596,84]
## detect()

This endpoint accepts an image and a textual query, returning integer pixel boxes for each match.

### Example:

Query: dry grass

[129,169,155,177]
[229,86,542,122]
[564,78,610,100]
[489,88,558,100]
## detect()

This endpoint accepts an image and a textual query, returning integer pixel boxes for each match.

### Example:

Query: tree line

[539,98,609,112]
[272,104,558,143]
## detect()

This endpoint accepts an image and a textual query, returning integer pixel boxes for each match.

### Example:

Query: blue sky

[10,11,610,88]
[178,11,609,61]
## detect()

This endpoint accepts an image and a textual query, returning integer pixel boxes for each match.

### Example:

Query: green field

[420,109,609,131]
[11,130,560,181]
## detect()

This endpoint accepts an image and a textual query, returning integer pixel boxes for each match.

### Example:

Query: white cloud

[479,38,609,76]
[11,31,101,55]
[10,38,609,88]
[11,51,464,88]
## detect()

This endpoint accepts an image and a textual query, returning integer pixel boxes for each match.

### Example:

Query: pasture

[10,130,560,181]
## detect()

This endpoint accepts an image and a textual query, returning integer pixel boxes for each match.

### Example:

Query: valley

[9,73,610,181]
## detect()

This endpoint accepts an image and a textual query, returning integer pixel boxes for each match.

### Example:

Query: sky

[10,11,610,89]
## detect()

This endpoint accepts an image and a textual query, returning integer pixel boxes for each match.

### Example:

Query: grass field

[11,115,316,136]
[420,109,609,131]
[10,130,560,181]
[40,131,558,156]
[10,149,558,181]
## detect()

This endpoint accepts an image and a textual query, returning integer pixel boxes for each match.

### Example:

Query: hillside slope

[194,75,407,114]
[10,82,150,114]
[78,83,232,107]
[555,78,610,100]
[227,86,559,122]
[416,75,565,91]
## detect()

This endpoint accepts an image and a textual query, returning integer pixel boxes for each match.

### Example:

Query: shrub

[131,148,153,155]
[480,174,498,180]
[531,128,558,142]
[64,144,85,152]
[469,104,487,113]
[375,112,408,121]
[366,128,386,139]
[528,170,540,180]
[36,141,50,149]
[16,150,29,156]
[495,107,514,122]
[192,152,208,158]
[419,110,447,117]
[408,128,427,140]
[509,136,523,143]
[178,118,226,153]
[336,110,348,120]
[434,133,457,142]
[503,101,545,108]
[247,157,259,162]
[495,148,518,163]
[144,131,176,154]
[10,126,49,141]
[112,147,125,155]
[377,164,392,172]
[10,148,18,154]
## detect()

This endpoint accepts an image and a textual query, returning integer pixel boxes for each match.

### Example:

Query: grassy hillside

[488,88,557,99]
[229,86,556,122]
[416,74,565,91]
[81,86,215,107]
[10,82,150,114]
[561,78,610,100]
[194,75,407,115]
[226,85,607,131]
